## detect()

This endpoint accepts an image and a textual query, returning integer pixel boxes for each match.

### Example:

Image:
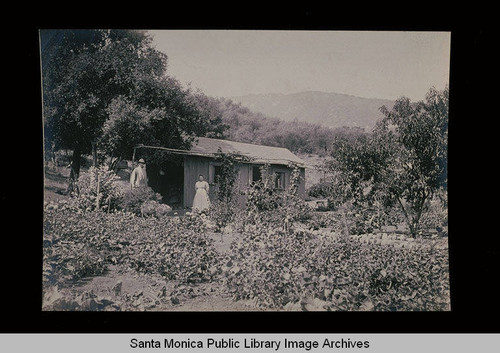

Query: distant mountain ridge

[229,91,394,131]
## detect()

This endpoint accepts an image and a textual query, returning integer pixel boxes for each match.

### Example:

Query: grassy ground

[44,167,71,203]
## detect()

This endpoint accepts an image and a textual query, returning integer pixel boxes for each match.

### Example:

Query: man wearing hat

[130,158,148,188]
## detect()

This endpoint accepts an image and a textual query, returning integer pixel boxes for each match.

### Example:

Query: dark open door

[148,160,184,208]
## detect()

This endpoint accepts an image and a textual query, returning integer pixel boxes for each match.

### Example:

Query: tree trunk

[66,146,82,195]
[96,174,101,211]
[410,191,429,238]
[91,141,98,167]
[70,146,82,181]
[397,197,415,238]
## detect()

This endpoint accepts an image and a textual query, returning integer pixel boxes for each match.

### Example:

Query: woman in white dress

[192,174,210,212]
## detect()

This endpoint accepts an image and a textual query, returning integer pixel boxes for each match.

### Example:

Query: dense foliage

[322,87,449,237]
[220,227,449,311]
[209,97,366,156]
[118,186,158,215]
[208,150,248,233]
[244,164,312,232]
[43,202,218,287]
[42,30,162,176]
[43,193,449,311]
[72,165,123,211]
[66,165,168,216]
[41,29,227,178]
[375,87,448,236]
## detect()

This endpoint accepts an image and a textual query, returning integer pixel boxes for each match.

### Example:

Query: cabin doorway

[148,160,184,208]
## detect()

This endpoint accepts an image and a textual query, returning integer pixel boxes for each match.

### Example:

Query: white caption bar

[1,334,498,353]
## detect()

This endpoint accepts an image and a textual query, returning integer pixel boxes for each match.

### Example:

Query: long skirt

[192,189,210,212]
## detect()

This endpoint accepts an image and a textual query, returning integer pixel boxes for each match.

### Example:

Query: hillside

[230,91,394,131]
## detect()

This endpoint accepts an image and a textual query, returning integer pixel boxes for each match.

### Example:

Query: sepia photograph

[40,29,450,312]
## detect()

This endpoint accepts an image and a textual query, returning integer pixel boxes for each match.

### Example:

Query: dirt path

[74,230,259,311]
[55,263,263,311]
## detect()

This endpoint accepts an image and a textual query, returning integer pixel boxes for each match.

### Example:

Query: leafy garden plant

[207,149,247,233]
[220,226,450,310]
[72,165,123,212]
[43,201,219,288]
[43,197,449,311]
[245,163,311,233]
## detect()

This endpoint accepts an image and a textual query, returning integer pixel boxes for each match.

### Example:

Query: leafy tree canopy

[41,29,227,174]
[325,86,448,237]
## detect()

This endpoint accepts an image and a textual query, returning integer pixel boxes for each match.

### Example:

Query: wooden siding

[298,167,306,198]
[183,156,305,209]
[183,156,211,208]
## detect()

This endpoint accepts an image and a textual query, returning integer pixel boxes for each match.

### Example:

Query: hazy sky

[149,30,450,101]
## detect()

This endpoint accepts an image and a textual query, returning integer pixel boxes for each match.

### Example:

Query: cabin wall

[298,167,306,198]
[269,165,306,198]
[183,156,211,208]
[234,163,249,208]
[183,157,306,209]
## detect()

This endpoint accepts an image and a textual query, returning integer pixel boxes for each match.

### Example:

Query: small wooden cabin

[134,137,306,209]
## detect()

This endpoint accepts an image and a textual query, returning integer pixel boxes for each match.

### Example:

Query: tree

[216,97,344,155]
[324,87,448,237]
[42,29,167,179]
[189,92,228,139]
[326,130,385,204]
[375,86,449,237]
[42,29,228,180]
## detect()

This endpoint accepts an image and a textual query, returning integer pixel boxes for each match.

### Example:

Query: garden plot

[43,200,450,312]
[354,232,448,249]
[43,264,261,312]
[43,171,449,312]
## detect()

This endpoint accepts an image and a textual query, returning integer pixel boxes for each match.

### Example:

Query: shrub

[418,192,448,236]
[140,200,172,217]
[72,165,123,211]
[118,186,158,215]
[207,150,244,232]
[308,211,344,231]
[347,207,383,235]
[208,198,237,233]
[245,163,312,231]
[307,182,335,201]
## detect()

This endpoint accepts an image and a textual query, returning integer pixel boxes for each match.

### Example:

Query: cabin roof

[189,137,305,166]
[135,137,305,166]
